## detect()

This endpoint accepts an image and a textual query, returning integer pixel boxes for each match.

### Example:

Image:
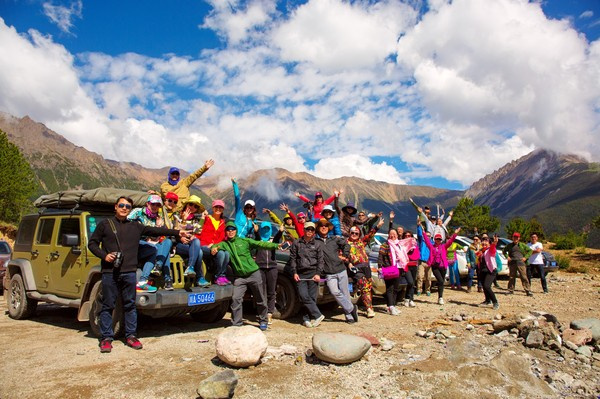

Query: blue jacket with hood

[232,179,255,238]
[417,224,431,262]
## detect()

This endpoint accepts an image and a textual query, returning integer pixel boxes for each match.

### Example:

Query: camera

[113,252,123,269]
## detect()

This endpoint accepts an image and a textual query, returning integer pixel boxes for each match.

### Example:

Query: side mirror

[62,234,80,247]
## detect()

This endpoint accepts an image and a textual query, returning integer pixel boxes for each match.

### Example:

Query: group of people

[88,160,548,352]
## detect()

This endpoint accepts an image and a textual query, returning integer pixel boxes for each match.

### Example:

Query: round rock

[312,332,371,364]
[215,326,268,367]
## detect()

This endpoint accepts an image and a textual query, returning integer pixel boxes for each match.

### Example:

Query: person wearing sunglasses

[160,159,214,212]
[423,227,462,305]
[288,222,325,328]
[88,196,191,353]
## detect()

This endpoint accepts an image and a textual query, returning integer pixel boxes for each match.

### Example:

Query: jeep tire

[190,299,230,323]
[89,280,124,338]
[7,274,38,319]
[274,275,300,320]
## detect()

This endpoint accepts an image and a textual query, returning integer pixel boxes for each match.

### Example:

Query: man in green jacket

[502,232,533,296]
[212,221,281,330]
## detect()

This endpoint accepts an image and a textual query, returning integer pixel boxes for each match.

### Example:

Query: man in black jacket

[88,196,190,353]
[315,218,358,324]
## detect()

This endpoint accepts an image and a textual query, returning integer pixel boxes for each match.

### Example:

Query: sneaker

[438,298,444,305]
[526,291,534,297]
[477,287,482,293]
[125,336,143,350]
[267,313,273,325]
[366,308,376,318]
[387,306,400,316]
[409,300,416,307]
[302,320,313,328]
[259,322,268,331]
[197,277,211,287]
[426,291,431,296]
[150,264,162,277]
[451,285,456,290]
[404,299,410,307]
[467,287,472,293]
[480,301,492,306]
[215,276,231,286]
[136,281,157,293]
[351,305,359,322]
[312,314,325,327]
[416,291,421,296]
[493,282,500,288]
[99,339,112,353]
[164,280,174,291]
[457,285,462,291]
[493,303,500,310]
[184,266,196,277]
[543,290,549,294]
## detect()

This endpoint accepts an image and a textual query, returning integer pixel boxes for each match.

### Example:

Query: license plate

[187,291,216,306]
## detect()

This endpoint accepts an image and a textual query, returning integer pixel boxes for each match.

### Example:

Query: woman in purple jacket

[424,227,461,305]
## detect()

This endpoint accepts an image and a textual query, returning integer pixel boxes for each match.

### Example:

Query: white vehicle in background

[453,236,509,277]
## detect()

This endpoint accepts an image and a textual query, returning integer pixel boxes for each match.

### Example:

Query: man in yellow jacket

[160,159,214,212]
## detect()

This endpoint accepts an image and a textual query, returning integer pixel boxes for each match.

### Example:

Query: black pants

[431,266,446,298]
[481,268,498,305]
[527,263,547,292]
[401,268,415,301]
[384,277,400,307]
[259,267,278,314]
[297,275,322,320]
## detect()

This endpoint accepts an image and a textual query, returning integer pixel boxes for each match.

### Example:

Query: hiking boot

[125,336,143,350]
[150,264,162,277]
[351,305,359,323]
[438,297,444,305]
[366,308,376,318]
[387,306,400,316]
[312,314,325,327]
[184,266,196,277]
[259,322,268,331]
[267,313,273,325]
[136,280,157,293]
[215,276,231,286]
[99,339,112,353]
[196,277,211,287]
[164,280,174,291]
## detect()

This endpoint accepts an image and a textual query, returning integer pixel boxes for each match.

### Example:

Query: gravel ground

[1,271,599,399]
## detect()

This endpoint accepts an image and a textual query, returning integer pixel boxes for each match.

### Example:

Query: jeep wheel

[190,300,230,323]
[7,274,38,319]
[89,280,124,338]
[274,275,300,320]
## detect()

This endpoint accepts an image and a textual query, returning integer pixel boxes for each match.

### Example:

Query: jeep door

[48,217,86,297]
[31,217,56,292]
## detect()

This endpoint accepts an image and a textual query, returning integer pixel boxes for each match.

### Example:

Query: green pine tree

[448,197,500,235]
[0,130,36,222]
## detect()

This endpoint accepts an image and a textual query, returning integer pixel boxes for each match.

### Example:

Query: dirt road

[1,271,599,399]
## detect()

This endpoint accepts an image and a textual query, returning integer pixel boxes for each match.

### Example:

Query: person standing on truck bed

[160,159,214,212]
[88,196,191,354]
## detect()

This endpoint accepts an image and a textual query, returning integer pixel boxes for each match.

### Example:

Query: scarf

[144,206,158,219]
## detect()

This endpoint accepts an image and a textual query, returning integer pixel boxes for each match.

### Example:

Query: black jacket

[289,236,324,277]
[255,230,283,269]
[88,216,180,273]
[316,235,350,275]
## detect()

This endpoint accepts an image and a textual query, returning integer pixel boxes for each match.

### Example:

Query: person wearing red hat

[424,227,462,305]
[502,232,533,296]
[295,190,336,220]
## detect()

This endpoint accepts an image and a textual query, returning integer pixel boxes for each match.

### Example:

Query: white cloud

[312,154,407,184]
[202,0,277,44]
[272,0,417,73]
[42,1,82,35]
[579,10,593,19]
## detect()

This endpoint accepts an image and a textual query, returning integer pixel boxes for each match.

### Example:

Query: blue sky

[1,0,599,191]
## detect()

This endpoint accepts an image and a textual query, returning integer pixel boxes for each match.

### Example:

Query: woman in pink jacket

[478,235,500,310]
[424,227,461,305]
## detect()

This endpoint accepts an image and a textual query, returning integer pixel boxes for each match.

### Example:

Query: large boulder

[312,332,371,364]
[570,318,600,343]
[215,326,268,367]
[197,370,238,399]
[562,328,593,347]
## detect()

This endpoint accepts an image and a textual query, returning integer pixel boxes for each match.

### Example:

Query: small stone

[465,324,474,331]
[576,345,592,358]
[416,330,427,337]
[495,330,510,338]
[563,328,593,346]
[280,344,298,355]
[380,338,395,351]
[197,370,238,399]
[525,330,544,348]
[402,343,417,350]
[494,314,502,320]
[565,341,579,351]
[181,357,193,362]
[451,315,463,322]
[440,329,453,338]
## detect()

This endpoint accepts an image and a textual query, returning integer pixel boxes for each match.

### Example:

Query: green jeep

[3,188,232,337]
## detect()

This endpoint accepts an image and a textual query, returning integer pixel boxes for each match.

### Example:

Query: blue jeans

[176,238,205,279]
[201,246,230,278]
[100,271,137,340]
[139,240,172,282]
[448,260,460,286]
[325,270,354,320]
[467,266,476,288]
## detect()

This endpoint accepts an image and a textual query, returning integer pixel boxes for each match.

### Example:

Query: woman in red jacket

[198,199,231,286]
[295,191,335,220]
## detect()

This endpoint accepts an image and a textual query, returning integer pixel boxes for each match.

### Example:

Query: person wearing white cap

[231,178,259,238]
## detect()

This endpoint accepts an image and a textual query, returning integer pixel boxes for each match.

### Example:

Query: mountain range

[1,112,599,246]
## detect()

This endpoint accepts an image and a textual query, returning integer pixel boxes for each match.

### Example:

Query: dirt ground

[1,269,599,399]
